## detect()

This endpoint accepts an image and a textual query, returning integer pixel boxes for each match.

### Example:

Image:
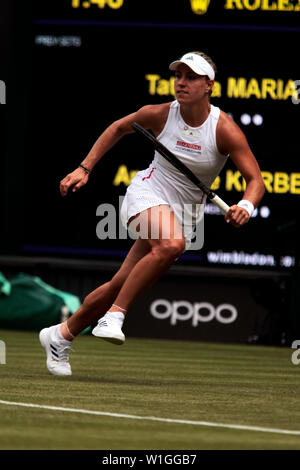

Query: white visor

[169,52,215,80]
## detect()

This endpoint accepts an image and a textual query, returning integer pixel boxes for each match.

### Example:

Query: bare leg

[62,205,185,340]
[61,238,150,338]
[109,205,185,310]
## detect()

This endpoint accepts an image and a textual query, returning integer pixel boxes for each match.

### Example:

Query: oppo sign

[150,299,238,326]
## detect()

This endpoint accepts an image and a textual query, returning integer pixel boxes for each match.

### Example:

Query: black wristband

[78,164,91,174]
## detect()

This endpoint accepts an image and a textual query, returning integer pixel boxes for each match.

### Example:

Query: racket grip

[210,194,230,214]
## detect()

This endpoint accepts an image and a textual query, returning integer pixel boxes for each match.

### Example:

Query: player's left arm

[216,112,265,228]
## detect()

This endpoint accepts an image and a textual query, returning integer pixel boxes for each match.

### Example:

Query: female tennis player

[40,51,265,375]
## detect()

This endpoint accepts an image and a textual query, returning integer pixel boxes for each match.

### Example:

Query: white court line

[0,399,300,436]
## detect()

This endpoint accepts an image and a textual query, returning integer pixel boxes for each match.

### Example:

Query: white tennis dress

[121,100,228,248]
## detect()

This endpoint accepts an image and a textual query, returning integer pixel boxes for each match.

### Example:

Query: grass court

[0,328,299,450]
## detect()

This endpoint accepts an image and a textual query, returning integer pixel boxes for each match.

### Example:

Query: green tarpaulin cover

[0,272,87,332]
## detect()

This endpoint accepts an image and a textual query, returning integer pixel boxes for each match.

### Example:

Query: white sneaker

[39,325,72,376]
[92,311,125,345]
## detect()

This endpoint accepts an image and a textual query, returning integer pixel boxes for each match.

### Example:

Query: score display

[15,0,300,270]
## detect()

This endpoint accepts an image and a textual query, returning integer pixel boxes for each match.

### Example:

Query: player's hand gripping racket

[132,122,230,214]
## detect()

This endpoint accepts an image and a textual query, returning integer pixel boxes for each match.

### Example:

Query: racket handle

[210,194,230,214]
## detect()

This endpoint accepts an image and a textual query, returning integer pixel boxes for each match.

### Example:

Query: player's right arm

[60,103,170,196]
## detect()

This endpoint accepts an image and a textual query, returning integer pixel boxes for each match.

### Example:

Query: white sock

[52,324,72,344]
[106,311,125,326]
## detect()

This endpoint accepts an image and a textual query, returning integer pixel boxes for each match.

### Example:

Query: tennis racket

[132,122,230,214]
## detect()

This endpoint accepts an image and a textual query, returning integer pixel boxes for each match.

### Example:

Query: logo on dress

[176,140,202,154]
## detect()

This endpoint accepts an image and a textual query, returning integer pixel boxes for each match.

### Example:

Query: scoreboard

[3,0,300,272]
